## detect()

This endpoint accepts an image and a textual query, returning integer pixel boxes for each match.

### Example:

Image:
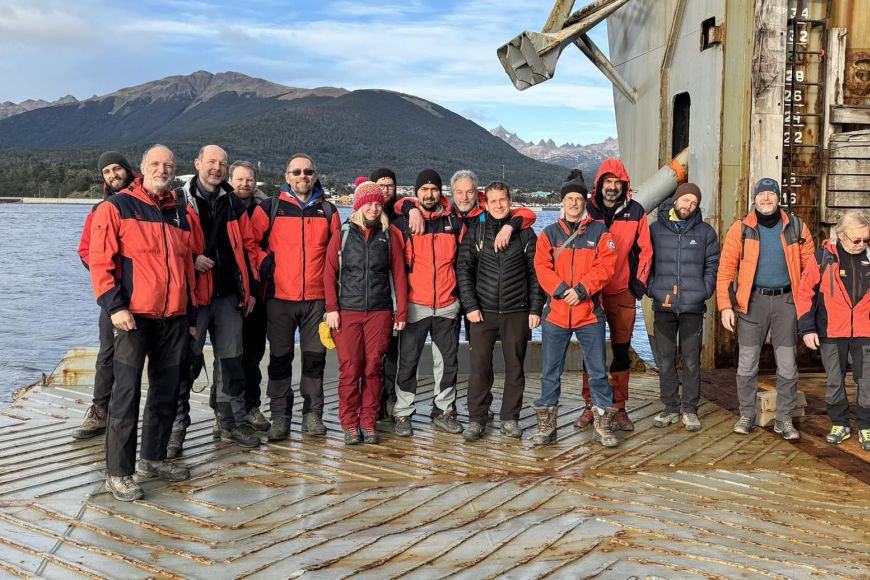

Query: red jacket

[178,178,263,307]
[323,220,408,322]
[250,184,341,301]
[392,197,465,308]
[535,215,617,329]
[89,178,196,318]
[395,192,537,229]
[587,159,652,296]
[78,174,140,268]
[797,239,870,338]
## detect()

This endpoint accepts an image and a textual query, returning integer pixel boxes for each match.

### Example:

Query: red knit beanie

[353,181,385,211]
[354,176,368,187]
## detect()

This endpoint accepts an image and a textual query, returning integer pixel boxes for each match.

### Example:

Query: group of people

[74,144,870,502]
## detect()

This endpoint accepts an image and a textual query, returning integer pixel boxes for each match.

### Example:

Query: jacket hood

[656,197,703,231]
[592,159,632,209]
[123,177,177,210]
[823,236,870,262]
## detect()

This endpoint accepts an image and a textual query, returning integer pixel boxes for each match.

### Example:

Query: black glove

[259,255,275,280]
[629,278,646,300]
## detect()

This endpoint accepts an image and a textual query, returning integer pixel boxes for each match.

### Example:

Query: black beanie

[560,169,588,199]
[97,151,133,175]
[415,169,442,193]
[370,167,396,183]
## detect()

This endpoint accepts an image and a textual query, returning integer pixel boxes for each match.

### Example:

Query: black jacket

[457,212,544,316]
[647,199,720,314]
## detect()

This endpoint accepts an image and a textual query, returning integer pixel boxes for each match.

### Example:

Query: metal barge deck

[1,348,868,578]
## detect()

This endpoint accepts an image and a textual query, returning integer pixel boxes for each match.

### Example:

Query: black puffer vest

[338,222,393,312]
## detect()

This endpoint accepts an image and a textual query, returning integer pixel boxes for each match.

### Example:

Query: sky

[0,0,618,146]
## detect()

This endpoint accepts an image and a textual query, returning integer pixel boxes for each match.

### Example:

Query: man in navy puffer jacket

[647,183,720,432]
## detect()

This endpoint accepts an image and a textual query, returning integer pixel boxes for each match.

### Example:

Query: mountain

[0,71,567,189]
[0,95,78,120]
[491,125,619,177]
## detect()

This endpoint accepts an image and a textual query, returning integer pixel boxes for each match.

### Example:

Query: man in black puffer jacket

[647,183,720,432]
[457,181,545,441]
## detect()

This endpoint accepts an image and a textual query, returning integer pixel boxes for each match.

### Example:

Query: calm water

[0,204,652,403]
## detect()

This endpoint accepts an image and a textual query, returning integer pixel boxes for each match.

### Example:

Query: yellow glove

[319,321,335,350]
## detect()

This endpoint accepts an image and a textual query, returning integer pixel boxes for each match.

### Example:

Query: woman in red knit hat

[323,181,409,444]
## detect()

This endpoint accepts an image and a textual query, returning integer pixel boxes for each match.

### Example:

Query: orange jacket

[534,215,617,329]
[587,159,652,296]
[716,209,815,313]
[393,197,465,308]
[178,179,262,307]
[249,184,340,301]
[394,193,537,229]
[797,239,870,338]
[89,178,196,318]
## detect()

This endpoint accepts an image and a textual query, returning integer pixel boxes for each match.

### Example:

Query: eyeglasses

[378,184,396,190]
[287,168,315,176]
[843,232,870,245]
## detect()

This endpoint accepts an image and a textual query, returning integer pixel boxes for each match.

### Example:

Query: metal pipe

[632,148,688,212]
[574,34,637,103]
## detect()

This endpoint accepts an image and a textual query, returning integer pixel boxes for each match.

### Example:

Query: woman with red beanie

[324,181,408,444]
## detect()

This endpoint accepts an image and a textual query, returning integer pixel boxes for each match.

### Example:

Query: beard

[148,177,171,191]
[757,204,778,215]
[420,196,438,211]
[675,207,694,220]
[603,188,621,202]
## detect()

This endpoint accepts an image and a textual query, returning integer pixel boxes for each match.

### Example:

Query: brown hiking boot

[531,406,558,446]
[592,406,619,448]
[612,409,634,431]
[72,404,107,439]
[573,406,594,429]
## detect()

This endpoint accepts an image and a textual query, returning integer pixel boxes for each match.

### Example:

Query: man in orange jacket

[577,160,653,432]
[716,178,815,440]
[533,173,618,447]
[89,144,196,501]
[72,151,136,440]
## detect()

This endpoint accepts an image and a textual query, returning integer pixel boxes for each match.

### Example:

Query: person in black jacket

[647,183,720,432]
[457,181,544,441]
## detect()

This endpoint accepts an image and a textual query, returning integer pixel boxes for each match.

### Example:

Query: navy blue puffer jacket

[647,199,720,314]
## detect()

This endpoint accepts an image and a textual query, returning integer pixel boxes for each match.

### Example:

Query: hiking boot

[531,406,558,446]
[859,429,870,451]
[395,415,413,437]
[211,416,222,439]
[774,419,800,441]
[733,416,754,435]
[266,416,291,441]
[653,410,680,428]
[361,427,378,444]
[222,424,260,448]
[592,406,619,448]
[301,413,327,435]
[343,427,362,445]
[105,475,143,502]
[682,412,702,432]
[574,406,594,430]
[71,404,107,439]
[432,412,463,434]
[136,459,190,482]
[612,409,634,431]
[500,419,522,439]
[825,425,851,445]
[463,421,485,442]
[246,408,271,432]
[166,429,185,459]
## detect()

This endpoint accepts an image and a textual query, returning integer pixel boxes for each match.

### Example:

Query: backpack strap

[337,222,352,301]
[259,194,281,251]
[474,213,485,252]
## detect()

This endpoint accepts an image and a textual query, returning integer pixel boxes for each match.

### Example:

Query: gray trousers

[820,339,870,429]
[173,295,246,432]
[736,291,799,421]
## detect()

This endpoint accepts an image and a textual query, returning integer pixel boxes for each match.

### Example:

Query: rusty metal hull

[1,348,868,578]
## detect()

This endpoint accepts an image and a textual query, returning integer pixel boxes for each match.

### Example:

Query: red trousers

[332,310,393,430]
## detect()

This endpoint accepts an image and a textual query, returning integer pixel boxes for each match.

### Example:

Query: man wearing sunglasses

[250,154,341,440]
[717,178,815,440]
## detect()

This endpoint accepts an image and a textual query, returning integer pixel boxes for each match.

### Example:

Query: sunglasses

[843,232,870,245]
[287,168,315,176]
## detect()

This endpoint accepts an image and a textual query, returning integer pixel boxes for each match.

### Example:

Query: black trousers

[242,299,268,412]
[653,310,703,414]
[395,313,459,418]
[107,315,187,477]
[381,333,399,408]
[467,311,530,423]
[820,338,870,429]
[266,298,326,418]
[93,308,115,408]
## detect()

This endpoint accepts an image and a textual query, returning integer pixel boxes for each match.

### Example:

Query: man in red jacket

[72,151,136,440]
[577,161,653,431]
[249,153,341,441]
[89,144,196,501]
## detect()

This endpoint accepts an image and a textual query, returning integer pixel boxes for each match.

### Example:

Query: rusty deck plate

[1,348,868,578]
